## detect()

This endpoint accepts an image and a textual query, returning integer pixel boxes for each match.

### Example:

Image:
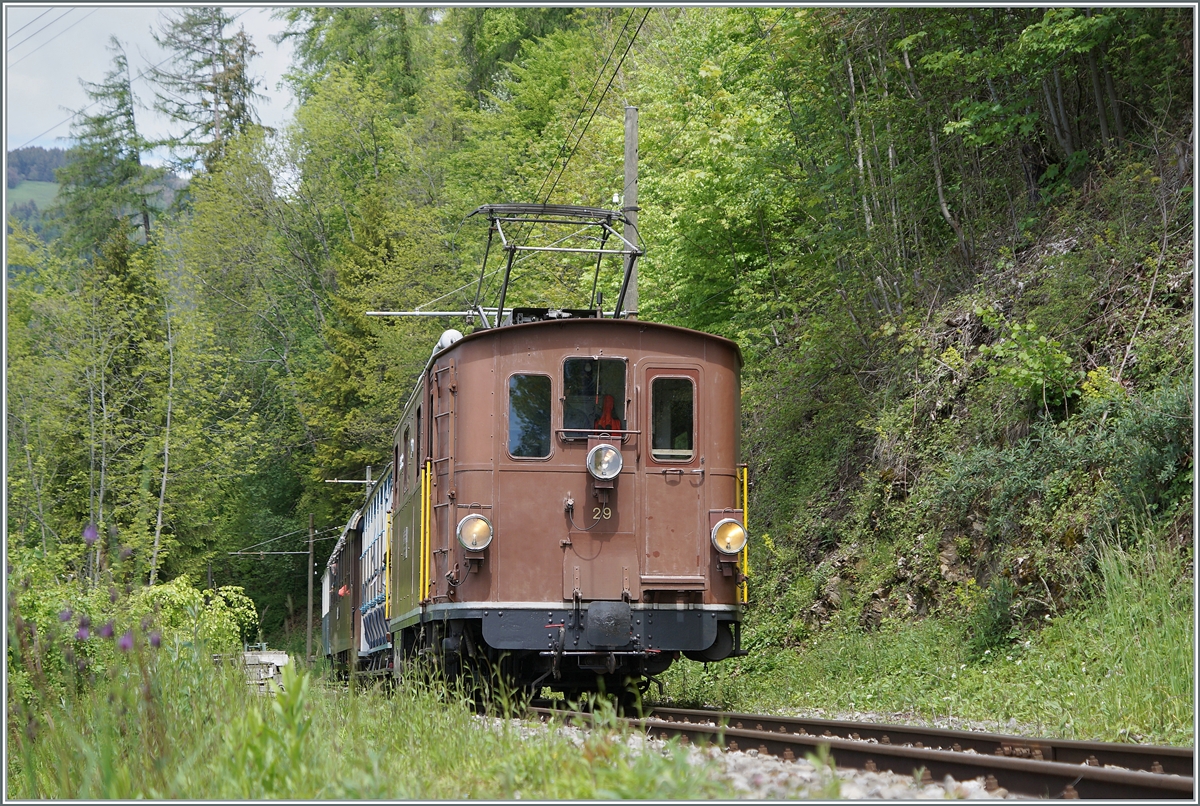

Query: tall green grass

[664,533,1193,745]
[8,640,733,799]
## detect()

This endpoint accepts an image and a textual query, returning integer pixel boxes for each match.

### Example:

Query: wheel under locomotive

[321,205,749,696]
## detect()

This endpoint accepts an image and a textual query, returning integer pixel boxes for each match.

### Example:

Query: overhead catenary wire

[6,7,72,54]
[8,9,97,69]
[231,524,342,554]
[478,10,651,319]
[12,8,252,151]
[529,9,636,207]
[541,8,650,207]
[7,8,54,40]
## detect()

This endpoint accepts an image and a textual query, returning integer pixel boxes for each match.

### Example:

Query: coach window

[650,377,694,462]
[563,357,626,438]
[401,427,410,491]
[509,374,552,458]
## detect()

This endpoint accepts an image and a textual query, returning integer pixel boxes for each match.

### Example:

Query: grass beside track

[8,653,733,799]
[662,535,1194,746]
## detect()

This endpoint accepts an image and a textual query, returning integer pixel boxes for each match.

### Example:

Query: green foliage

[966,577,1015,658]
[977,311,1080,413]
[228,665,312,797]
[131,577,252,652]
[8,650,734,799]
[7,9,1193,746]
[663,529,1191,744]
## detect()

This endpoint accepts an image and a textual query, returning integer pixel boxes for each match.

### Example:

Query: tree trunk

[1101,46,1126,142]
[1086,48,1111,153]
[845,53,874,233]
[148,302,175,587]
[901,47,970,264]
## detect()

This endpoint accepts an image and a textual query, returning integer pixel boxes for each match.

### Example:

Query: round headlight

[457,514,493,551]
[711,518,748,555]
[586,443,623,480]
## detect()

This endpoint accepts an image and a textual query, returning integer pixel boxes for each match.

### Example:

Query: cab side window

[650,377,694,461]
[509,374,552,457]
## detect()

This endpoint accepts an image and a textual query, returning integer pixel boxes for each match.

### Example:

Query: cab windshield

[562,357,626,437]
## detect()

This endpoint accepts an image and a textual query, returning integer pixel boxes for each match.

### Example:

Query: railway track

[528,703,1194,799]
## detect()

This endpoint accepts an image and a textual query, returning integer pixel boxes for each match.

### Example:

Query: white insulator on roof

[436,329,463,352]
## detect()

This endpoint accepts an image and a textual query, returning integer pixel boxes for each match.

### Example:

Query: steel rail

[526,705,1193,800]
[647,706,1194,777]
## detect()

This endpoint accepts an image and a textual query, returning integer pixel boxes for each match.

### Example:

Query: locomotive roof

[439,316,743,366]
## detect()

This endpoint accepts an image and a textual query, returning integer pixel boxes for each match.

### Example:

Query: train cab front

[478,336,746,691]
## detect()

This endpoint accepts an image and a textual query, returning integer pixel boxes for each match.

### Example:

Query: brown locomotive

[322,205,748,696]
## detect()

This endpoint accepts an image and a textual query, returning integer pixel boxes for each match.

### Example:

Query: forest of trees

[7,147,69,187]
[7,8,1192,640]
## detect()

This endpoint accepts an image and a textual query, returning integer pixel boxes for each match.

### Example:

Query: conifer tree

[149,7,263,173]
[54,38,160,253]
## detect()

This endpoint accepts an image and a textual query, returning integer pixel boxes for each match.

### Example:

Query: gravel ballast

[479,715,1015,799]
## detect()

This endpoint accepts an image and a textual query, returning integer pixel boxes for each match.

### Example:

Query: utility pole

[623,106,639,319]
[307,513,314,664]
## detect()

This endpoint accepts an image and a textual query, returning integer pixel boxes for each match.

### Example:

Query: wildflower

[141,615,152,631]
[58,608,73,622]
[83,523,99,546]
[99,621,114,639]
[109,587,119,604]
[1016,660,1022,666]
[1006,655,1012,661]
[117,631,134,652]
[76,627,90,641]
[951,673,956,679]
[149,630,161,648]
[78,614,91,629]
[984,649,991,655]
[119,546,133,561]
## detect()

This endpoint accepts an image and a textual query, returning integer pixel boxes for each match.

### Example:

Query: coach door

[640,366,705,586]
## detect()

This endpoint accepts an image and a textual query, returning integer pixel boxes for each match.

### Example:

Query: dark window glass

[509,374,552,457]
[401,428,410,491]
[563,358,626,437]
[651,377,694,461]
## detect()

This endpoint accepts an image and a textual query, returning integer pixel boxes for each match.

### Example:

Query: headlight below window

[586,443,623,480]
[457,514,493,551]
[711,518,747,555]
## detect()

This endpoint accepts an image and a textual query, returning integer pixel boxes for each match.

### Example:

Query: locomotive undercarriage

[384,602,742,697]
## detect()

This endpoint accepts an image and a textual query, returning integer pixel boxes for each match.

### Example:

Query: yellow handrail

[739,465,750,604]
[421,459,432,603]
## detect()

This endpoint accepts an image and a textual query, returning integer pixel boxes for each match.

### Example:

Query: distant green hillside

[7,180,59,213]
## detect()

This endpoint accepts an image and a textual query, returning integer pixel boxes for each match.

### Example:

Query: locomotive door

[640,365,705,585]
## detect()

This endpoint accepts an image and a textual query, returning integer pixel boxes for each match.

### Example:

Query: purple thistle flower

[99,621,114,639]
[117,631,133,652]
[79,614,91,629]
[83,523,99,546]
[140,615,152,631]
[76,627,90,641]
[109,587,119,604]
[149,630,161,649]
[59,608,73,622]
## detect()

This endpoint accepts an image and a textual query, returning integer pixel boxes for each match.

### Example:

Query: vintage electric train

[321,204,749,696]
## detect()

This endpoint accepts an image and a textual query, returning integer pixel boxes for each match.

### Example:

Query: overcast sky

[5,5,296,163]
